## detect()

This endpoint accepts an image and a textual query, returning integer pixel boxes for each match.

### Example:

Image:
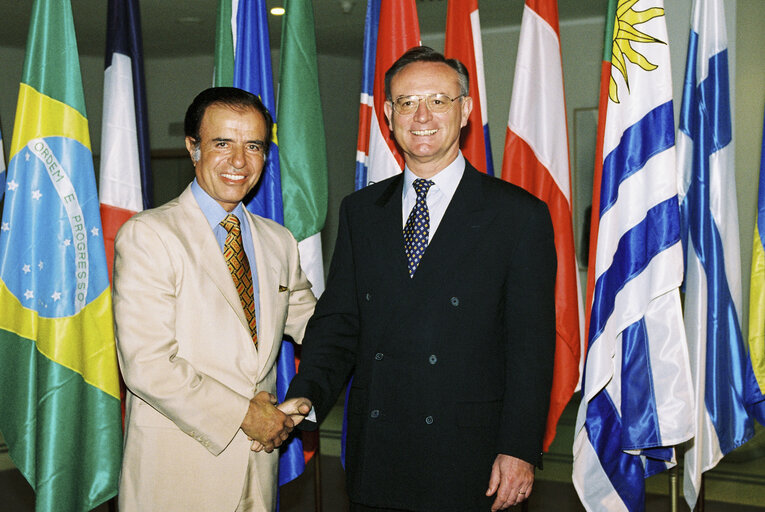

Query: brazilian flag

[0,1,122,511]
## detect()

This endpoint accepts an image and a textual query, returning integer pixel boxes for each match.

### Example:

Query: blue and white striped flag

[677,0,764,507]
[573,1,694,510]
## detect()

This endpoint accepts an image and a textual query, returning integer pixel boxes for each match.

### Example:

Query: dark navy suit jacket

[287,162,557,511]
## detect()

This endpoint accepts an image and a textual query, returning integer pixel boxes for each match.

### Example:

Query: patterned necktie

[220,214,258,346]
[404,179,435,277]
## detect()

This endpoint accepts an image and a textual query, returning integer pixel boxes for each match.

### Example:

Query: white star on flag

[51,291,61,302]
[38,261,44,270]
[7,180,18,191]
[63,239,71,246]
[24,152,30,161]
[32,190,42,200]
[1,222,9,232]
[91,227,100,237]
[24,289,34,300]
[22,264,31,274]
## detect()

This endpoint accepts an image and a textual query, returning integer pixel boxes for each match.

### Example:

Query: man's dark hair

[184,87,274,153]
[384,46,469,101]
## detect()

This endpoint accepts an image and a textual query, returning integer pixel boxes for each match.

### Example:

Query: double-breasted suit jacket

[113,185,316,512]
[287,163,557,511]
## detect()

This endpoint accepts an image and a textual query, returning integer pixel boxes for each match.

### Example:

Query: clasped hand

[240,391,312,453]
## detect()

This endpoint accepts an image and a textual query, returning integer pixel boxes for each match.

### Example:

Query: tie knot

[220,214,241,233]
[413,179,434,199]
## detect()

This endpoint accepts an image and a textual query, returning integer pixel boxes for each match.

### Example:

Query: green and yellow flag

[0,1,122,510]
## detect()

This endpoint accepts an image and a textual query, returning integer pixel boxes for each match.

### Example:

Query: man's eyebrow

[209,137,264,145]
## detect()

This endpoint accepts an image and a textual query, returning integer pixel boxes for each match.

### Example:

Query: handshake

[240,391,313,453]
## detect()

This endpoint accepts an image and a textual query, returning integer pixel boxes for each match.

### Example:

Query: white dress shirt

[401,152,465,243]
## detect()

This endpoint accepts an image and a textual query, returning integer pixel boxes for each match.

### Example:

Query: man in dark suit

[286,46,557,511]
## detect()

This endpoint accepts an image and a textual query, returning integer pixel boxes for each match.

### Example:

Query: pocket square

[278,285,288,292]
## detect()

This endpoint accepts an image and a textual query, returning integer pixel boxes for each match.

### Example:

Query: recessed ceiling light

[270,7,285,16]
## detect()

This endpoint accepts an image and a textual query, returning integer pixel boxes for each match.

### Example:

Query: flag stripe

[599,102,675,217]
[444,0,493,175]
[364,0,420,185]
[589,199,680,343]
[354,0,380,190]
[502,0,582,451]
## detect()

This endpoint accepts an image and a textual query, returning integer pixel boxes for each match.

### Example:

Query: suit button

[370,409,380,418]
[450,297,459,306]
[365,293,372,301]
[428,354,437,365]
[375,352,384,361]
[425,415,434,424]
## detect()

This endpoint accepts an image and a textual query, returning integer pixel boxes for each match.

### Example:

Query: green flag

[214,0,235,86]
[278,0,329,295]
[0,1,123,510]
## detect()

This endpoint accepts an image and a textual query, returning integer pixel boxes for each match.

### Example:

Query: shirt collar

[191,178,248,230]
[403,152,465,200]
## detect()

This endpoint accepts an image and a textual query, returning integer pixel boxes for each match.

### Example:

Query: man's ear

[383,101,394,130]
[185,137,200,163]
[460,96,474,129]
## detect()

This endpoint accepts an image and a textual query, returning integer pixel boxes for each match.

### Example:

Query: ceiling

[0,0,608,59]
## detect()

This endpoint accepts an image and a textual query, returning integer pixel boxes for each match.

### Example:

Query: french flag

[99,0,152,280]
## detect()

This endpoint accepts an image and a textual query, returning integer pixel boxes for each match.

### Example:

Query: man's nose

[413,98,432,122]
[230,145,246,168]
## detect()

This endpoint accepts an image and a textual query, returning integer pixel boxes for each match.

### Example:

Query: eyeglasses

[390,93,465,115]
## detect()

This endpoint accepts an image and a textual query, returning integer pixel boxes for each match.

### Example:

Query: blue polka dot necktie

[404,179,435,278]
[220,214,258,346]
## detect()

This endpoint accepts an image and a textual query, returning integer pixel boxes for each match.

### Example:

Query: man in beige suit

[113,87,316,511]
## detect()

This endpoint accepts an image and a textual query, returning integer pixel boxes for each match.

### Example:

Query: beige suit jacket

[113,186,316,512]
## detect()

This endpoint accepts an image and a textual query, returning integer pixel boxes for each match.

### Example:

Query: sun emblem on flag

[610,0,666,103]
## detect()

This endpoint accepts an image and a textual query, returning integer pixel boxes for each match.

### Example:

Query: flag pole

[669,464,679,512]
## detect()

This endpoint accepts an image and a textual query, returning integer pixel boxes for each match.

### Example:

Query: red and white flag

[99,0,152,280]
[501,0,583,451]
[355,0,420,189]
[444,0,494,175]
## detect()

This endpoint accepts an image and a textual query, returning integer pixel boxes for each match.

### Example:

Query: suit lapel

[366,175,410,280]
[246,213,279,377]
[415,165,494,281]
[177,187,253,344]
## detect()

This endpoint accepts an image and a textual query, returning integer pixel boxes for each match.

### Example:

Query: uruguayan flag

[573,1,694,510]
[677,0,763,508]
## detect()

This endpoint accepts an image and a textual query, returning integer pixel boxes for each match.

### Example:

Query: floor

[2,397,764,511]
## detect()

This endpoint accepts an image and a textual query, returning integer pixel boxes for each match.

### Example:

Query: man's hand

[251,397,313,452]
[485,454,534,511]
[278,397,313,426]
[240,391,294,453]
